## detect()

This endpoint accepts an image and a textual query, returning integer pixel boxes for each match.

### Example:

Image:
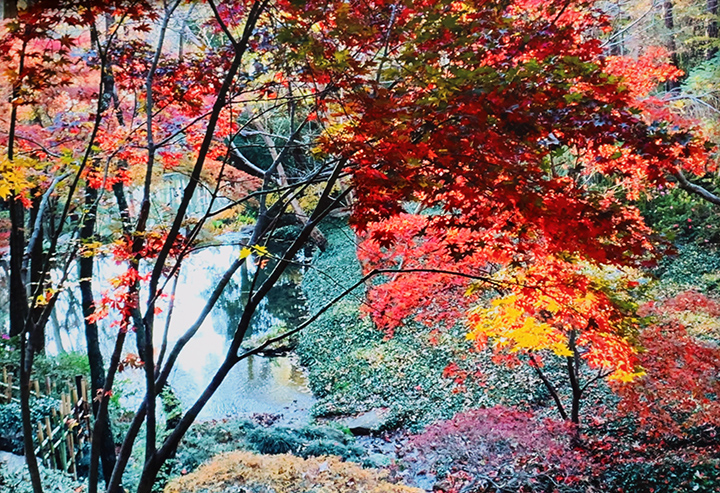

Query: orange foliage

[164,451,421,493]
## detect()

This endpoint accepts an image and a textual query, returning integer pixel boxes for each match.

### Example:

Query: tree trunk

[566,331,582,425]
[8,197,26,338]
[664,0,681,91]
[709,0,719,59]
[79,185,120,491]
[19,326,43,493]
[28,194,45,354]
[2,0,17,18]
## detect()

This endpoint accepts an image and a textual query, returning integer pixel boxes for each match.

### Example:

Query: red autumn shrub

[614,292,720,437]
[402,406,587,493]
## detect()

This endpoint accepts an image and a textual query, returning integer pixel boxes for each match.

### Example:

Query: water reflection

[2,242,315,420]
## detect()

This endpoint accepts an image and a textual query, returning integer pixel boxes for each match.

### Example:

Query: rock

[336,408,390,436]
[250,412,283,427]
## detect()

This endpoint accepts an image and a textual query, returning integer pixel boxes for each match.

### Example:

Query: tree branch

[675,169,720,205]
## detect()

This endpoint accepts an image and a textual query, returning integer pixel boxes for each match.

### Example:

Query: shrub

[603,453,720,492]
[164,451,422,493]
[640,183,720,246]
[295,425,350,444]
[0,350,90,396]
[246,427,301,455]
[402,406,584,492]
[0,398,60,454]
[300,439,364,460]
[0,464,81,493]
[615,294,720,436]
[402,405,720,493]
[652,244,720,297]
[171,419,257,473]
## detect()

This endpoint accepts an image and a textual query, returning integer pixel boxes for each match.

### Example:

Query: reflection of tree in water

[211,276,246,339]
[207,256,308,340]
[263,279,307,327]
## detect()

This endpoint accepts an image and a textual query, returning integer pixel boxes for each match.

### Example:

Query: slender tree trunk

[565,331,582,425]
[28,194,45,354]
[19,326,42,493]
[79,185,120,491]
[528,353,568,421]
[566,358,582,425]
[9,198,26,337]
[50,309,66,354]
[709,0,719,59]
[664,0,681,91]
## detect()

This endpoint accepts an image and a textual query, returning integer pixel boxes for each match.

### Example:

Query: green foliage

[0,349,90,400]
[298,221,544,430]
[682,54,720,140]
[247,427,301,455]
[641,183,720,246]
[0,398,59,454]
[653,244,720,297]
[0,336,19,369]
[299,439,364,461]
[160,385,183,426]
[294,424,349,443]
[106,377,140,445]
[602,451,720,492]
[33,352,91,386]
[245,423,364,459]
[0,464,81,493]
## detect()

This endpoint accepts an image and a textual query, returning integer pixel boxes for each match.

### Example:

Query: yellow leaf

[253,245,269,257]
[239,247,252,260]
[552,343,573,357]
[546,297,560,313]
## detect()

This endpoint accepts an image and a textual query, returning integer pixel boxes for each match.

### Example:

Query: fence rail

[1,367,92,479]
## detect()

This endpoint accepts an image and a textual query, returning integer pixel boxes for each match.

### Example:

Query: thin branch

[601,1,660,48]
[24,173,71,261]
[528,353,568,421]
[580,369,613,393]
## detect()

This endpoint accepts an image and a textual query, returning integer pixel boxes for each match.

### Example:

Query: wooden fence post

[36,422,46,468]
[44,416,56,469]
[11,373,95,476]
[67,432,77,480]
[6,373,12,403]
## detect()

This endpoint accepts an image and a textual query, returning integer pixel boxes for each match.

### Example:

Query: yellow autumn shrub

[164,451,421,493]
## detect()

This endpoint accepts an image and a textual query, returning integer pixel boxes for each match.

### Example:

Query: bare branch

[675,169,720,205]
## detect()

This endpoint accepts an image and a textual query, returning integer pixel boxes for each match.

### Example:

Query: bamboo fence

[0,367,92,479]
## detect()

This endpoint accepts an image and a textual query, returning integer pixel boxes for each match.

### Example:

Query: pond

[3,239,316,422]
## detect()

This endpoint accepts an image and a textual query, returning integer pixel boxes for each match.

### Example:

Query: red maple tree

[293,0,718,422]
